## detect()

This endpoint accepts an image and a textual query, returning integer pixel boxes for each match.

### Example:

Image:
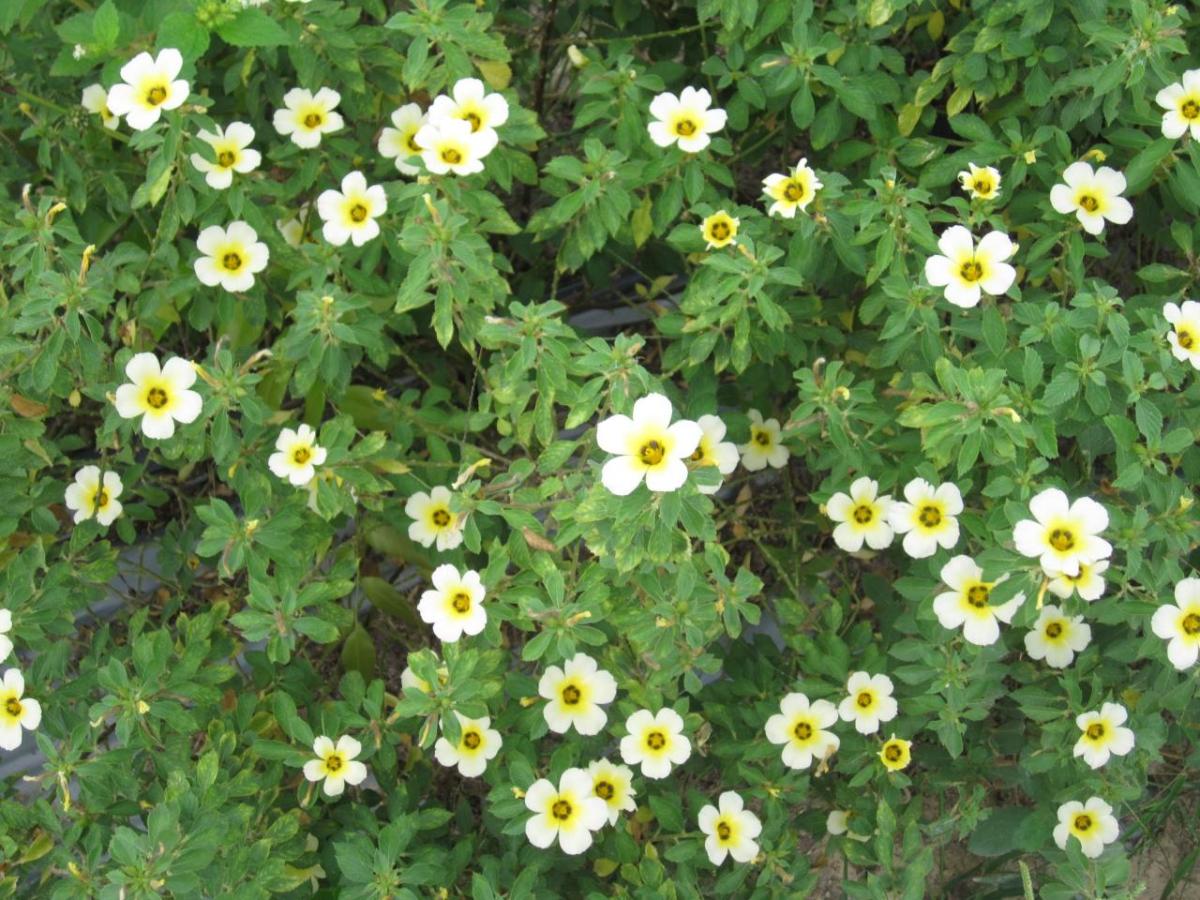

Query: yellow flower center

[793,720,812,740]
[784,180,805,202]
[218,150,236,168]
[856,690,874,709]
[884,743,903,762]
[222,251,243,272]
[145,84,167,106]
[753,428,770,447]
[1086,722,1105,740]
[431,508,451,527]
[1073,814,1093,833]
[594,780,614,800]
[349,203,368,223]
[973,176,993,196]
[304,112,323,129]
[462,729,481,750]
[561,683,581,705]
[1078,194,1099,213]
[1045,621,1064,639]
[292,446,311,465]
[645,729,666,751]
[464,111,482,131]
[1182,99,1199,120]
[551,799,573,821]
[709,220,730,240]
[5,697,21,718]
[966,584,990,609]
[1183,612,1200,635]
[639,440,665,466]
[451,591,471,613]
[324,752,344,772]
[145,387,169,410]
[441,147,463,165]
[959,259,983,282]
[406,131,422,153]
[917,504,942,528]
[852,504,874,525]
[1049,528,1075,552]
[95,489,109,509]
[716,821,732,840]
[1177,326,1195,350]
[674,116,698,137]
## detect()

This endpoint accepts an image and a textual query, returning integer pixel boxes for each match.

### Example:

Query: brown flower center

[784,180,804,202]
[959,259,983,282]
[674,117,697,137]
[967,584,990,608]
[639,440,665,466]
[793,721,812,741]
[325,753,343,772]
[884,743,902,761]
[451,591,471,613]
[5,698,21,717]
[464,111,482,131]
[974,177,993,195]
[218,150,236,167]
[645,730,666,751]
[292,447,311,465]
[1045,622,1063,639]
[852,504,874,525]
[304,112,323,129]
[95,489,109,508]
[1086,723,1105,740]
[561,684,581,705]
[594,780,614,800]
[1078,194,1099,213]
[222,252,243,271]
[856,691,874,709]
[709,220,730,240]
[145,85,167,106]
[462,729,481,750]
[1182,99,1199,120]
[716,821,732,840]
[349,204,368,223]
[1074,814,1093,832]
[431,508,451,527]
[145,387,169,410]
[1177,326,1195,350]
[1183,613,1200,635]
[1049,528,1075,552]
[551,799,573,820]
[753,429,770,446]
[918,504,942,528]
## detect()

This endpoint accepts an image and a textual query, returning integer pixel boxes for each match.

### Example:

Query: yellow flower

[700,210,739,249]
[957,163,1001,200]
[878,734,911,772]
[763,158,822,218]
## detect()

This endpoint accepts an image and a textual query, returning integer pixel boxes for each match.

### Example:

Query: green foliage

[1,0,1199,897]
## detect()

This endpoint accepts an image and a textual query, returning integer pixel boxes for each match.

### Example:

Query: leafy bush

[2,0,1199,897]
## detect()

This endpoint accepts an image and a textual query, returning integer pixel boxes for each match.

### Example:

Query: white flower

[64,466,124,527]
[763,158,823,218]
[596,393,702,496]
[1150,578,1200,669]
[405,486,464,551]
[277,203,312,248]
[317,171,387,247]
[538,653,617,735]
[1155,70,1200,140]
[837,672,898,735]
[190,122,260,190]
[81,84,119,130]
[104,49,189,131]
[427,77,508,156]
[1046,559,1109,602]
[0,611,12,664]
[689,414,739,494]
[1053,798,1119,859]
[698,792,762,866]
[887,478,962,558]
[958,163,1001,200]
[700,211,739,250]
[414,119,492,176]
[302,735,368,797]
[826,810,850,836]
[378,103,427,176]
[418,564,487,643]
[524,768,608,854]
[268,424,326,486]
[647,87,726,153]
[932,555,1025,646]
[1163,301,1200,370]
[739,409,789,471]
[1073,703,1135,769]
[763,693,840,770]
[433,712,502,777]
[1012,488,1112,577]
[923,226,1016,309]
[193,221,269,293]
[273,87,343,149]
[0,669,40,751]
[113,353,203,440]
[826,477,895,553]
[586,759,637,826]
[1049,162,1133,235]
[619,708,691,779]
[1024,605,1091,669]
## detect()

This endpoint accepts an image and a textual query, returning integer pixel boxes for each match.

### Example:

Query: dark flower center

[716,822,732,840]
[852,504,874,525]
[967,585,990,608]
[1049,528,1075,552]
[639,440,665,466]
[1182,99,1199,120]
[218,150,236,167]
[885,744,902,761]
[222,252,243,271]
[349,204,368,223]
[441,148,463,165]
[1078,194,1099,213]
[793,721,812,740]
[1177,327,1195,350]
[1183,613,1200,635]
[709,220,730,240]
[1045,622,1063,639]
[5,698,21,717]
[645,730,666,751]
[432,508,451,527]
[325,753,343,772]
[674,117,697,137]
[1086,723,1105,740]
[146,387,169,409]
[451,591,471,613]
[146,85,167,106]
[551,799,573,820]
[784,180,804,202]
[918,504,942,528]
[463,730,481,750]
[292,447,311,465]
[464,111,482,131]
[594,780,614,800]
[561,684,581,705]
[856,691,873,709]
[959,260,983,282]
[304,112,323,129]
[1074,814,1093,832]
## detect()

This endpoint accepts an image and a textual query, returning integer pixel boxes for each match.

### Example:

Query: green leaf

[92,0,118,46]
[216,9,292,47]
[340,625,376,679]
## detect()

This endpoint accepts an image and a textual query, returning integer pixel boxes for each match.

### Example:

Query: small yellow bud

[1083,148,1107,162]
[68,389,82,408]
[566,45,587,68]
[1023,150,1037,164]
[511,786,525,800]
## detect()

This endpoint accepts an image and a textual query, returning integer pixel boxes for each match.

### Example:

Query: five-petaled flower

[378,103,427,176]
[538,653,617,736]
[405,486,464,551]
[524,767,609,854]
[193,222,269,293]
[838,672,898,735]
[827,477,895,553]
[1012,488,1112,577]
[932,555,1025,646]
[700,210,739,249]
[763,158,822,218]
[64,465,124,527]
[764,692,840,770]
[698,791,762,866]
[1049,162,1133,235]
[190,123,260,190]
[268,424,326,486]
[113,353,203,440]
[1074,703,1135,769]
[924,226,1016,309]
[105,49,189,131]
[1053,797,1119,859]
[689,414,740,493]
[317,171,387,247]
[647,87,726,153]
[586,759,637,826]
[1025,605,1092,669]
[878,734,912,772]
[888,478,963,558]
[434,712,502,777]
[596,393,702,496]
[740,409,789,471]
[414,119,491,176]
[273,87,344,149]
[303,734,368,797]
[1164,301,1200,370]
[0,668,40,751]
[1150,577,1200,670]
[428,77,508,157]
[958,163,1001,200]
[619,708,691,779]
[418,565,487,643]
[1155,69,1200,141]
